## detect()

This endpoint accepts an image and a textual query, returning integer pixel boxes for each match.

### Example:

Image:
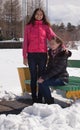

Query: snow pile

[0,101,80,130]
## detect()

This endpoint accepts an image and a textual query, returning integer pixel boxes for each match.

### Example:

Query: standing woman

[22,8,56,103]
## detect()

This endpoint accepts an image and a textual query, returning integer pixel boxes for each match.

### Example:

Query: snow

[0,43,80,130]
[0,38,23,43]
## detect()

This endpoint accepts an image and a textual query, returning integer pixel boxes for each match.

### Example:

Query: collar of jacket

[35,20,43,25]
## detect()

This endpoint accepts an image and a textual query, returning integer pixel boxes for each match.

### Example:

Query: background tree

[2,0,21,39]
[0,0,4,40]
[0,0,3,29]
[77,25,80,41]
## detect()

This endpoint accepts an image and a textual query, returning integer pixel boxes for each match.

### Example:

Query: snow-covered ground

[0,38,23,43]
[0,43,80,130]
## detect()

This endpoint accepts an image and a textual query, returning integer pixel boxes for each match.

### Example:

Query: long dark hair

[27,8,51,26]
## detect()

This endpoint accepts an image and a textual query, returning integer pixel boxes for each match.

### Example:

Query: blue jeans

[28,53,47,101]
[38,78,65,100]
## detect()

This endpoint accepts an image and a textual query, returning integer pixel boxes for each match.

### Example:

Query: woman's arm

[46,26,56,41]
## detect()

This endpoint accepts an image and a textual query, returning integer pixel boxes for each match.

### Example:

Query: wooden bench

[17,60,80,99]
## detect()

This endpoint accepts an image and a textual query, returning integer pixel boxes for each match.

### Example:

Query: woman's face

[49,40,60,50]
[35,10,43,20]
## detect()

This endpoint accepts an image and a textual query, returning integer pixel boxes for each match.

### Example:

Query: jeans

[38,78,65,100]
[28,53,47,101]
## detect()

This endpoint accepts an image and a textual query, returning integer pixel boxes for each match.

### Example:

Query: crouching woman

[37,37,72,104]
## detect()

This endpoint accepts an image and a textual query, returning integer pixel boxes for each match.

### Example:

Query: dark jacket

[41,46,72,83]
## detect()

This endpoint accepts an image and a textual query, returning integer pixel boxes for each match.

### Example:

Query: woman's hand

[23,58,28,66]
[37,77,44,83]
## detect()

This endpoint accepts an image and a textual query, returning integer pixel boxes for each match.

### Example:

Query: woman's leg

[28,53,37,102]
[37,53,47,77]
[38,78,65,104]
[37,53,47,102]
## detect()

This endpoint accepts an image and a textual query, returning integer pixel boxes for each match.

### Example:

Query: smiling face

[35,10,43,20]
[49,40,60,51]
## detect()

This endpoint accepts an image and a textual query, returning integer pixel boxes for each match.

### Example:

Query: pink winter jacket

[23,20,56,58]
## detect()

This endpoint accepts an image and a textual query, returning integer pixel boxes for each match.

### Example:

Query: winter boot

[45,97,54,104]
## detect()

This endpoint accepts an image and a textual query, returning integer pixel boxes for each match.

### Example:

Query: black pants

[28,53,47,101]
